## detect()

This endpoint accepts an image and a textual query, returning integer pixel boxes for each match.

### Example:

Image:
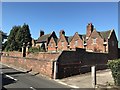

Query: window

[51,42,53,48]
[49,42,53,48]
[112,41,114,46]
[93,38,96,44]
[61,42,64,47]
[75,40,78,47]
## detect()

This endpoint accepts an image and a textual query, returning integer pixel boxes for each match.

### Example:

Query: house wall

[86,30,105,52]
[108,31,118,59]
[70,33,84,50]
[57,35,68,51]
[48,37,57,52]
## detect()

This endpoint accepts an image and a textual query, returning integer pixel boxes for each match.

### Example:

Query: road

[0,63,71,89]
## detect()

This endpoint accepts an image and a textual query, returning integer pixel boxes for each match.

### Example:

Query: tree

[0,30,7,51]
[4,23,32,51]
[16,23,32,51]
[0,30,7,42]
[5,26,20,51]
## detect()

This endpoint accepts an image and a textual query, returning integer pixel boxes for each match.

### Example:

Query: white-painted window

[93,38,96,44]
[75,40,78,46]
[61,42,64,47]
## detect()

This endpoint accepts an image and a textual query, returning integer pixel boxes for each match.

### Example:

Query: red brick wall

[1,56,54,78]
[87,30,105,52]
[48,37,57,52]
[56,48,108,78]
[2,51,22,57]
[70,33,84,49]
[1,47,118,79]
[58,34,68,51]
[26,52,60,60]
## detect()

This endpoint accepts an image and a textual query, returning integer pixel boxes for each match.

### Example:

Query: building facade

[34,23,118,59]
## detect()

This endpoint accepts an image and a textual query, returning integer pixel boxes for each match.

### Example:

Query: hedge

[108,59,120,86]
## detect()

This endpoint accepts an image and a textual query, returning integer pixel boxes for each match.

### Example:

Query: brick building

[34,23,118,59]
[57,30,72,51]
[35,31,57,51]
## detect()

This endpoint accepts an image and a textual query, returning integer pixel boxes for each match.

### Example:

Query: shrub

[28,47,40,53]
[107,59,120,86]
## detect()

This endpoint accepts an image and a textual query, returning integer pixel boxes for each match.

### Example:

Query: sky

[2,2,119,41]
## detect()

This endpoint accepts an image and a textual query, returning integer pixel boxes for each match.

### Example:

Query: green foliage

[4,24,32,52]
[5,26,20,51]
[28,47,40,53]
[0,30,7,42]
[108,59,120,86]
[16,24,32,51]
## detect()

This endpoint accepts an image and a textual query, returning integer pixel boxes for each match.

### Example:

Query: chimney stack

[86,23,94,39]
[59,30,65,37]
[40,30,44,37]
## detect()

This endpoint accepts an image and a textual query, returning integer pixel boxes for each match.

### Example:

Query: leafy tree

[16,23,32,51]
[2,41,8,51]
[5,26,20,51]
[5,23,32,52]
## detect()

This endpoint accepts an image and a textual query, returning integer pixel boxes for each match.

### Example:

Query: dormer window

[93,38,96,44]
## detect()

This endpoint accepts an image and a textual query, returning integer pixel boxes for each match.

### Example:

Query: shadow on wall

[56,48,109,79]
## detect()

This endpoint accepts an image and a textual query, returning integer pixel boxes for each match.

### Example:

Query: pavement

[1,62,115,89]
[57,69,114,88]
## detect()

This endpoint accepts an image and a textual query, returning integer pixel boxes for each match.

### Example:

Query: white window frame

[93,38,96,44]
[75,40,78,47]
[61,41,64,47]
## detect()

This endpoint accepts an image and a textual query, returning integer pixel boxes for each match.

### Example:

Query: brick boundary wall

[1,48,118,79]
[1,56,54,78]
[56,48,109,78]
[2,51,22,57]
[2,51,61,60]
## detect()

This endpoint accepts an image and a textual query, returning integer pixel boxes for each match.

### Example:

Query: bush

[107,59,120,86]
[28,47,40,53]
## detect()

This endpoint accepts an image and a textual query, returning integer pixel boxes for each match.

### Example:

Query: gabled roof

[36,34,51,43]
[53,37,58,44]
[78,34,83,40]
[65,36,73,43]
[81,34,86,43]
[97,30,112,39]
